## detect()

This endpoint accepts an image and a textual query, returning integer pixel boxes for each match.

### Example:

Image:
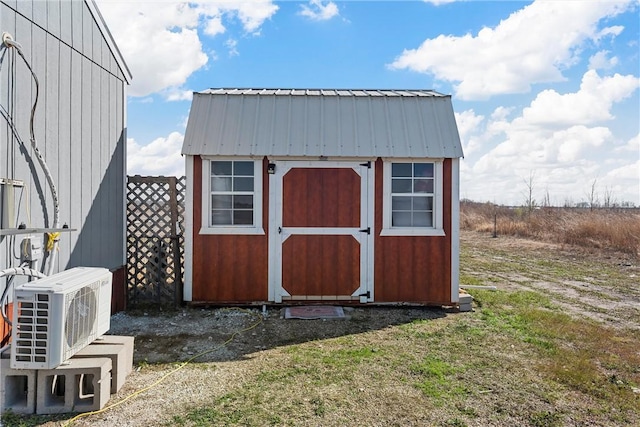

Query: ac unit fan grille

[13,294,50,364]
[63,283,99,360]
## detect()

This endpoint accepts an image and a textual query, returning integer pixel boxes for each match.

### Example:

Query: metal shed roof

[181,88,464,158]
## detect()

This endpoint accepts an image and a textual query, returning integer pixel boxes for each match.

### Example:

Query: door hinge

[359,227,371,234]
[360,161,371,168]
[358,291,371,298]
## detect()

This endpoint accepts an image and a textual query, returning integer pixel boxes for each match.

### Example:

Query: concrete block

[458,303,473,312]
[1,357,37,414]
[459,294,473,305]
[36,357,111,414]
[73,344,129,393]
[92,335,134,376]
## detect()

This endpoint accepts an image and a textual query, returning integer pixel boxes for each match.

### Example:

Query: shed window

[201,159,263,235]
[381,160,444,236]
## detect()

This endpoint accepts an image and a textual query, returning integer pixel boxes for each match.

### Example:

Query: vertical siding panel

[47,0,61,38]
[82,4,92,58]
[70,0,82,50]
[109,51,116,81]
[106,74,116,267]
[69,46,82,266]
[100,66,110,266]
[58,43,72,267]
[45,33,60,268]
[93,12,102,71]
[80,56,91,265]
[0,4,14,180]
[101,34,111,75]
[2,1,18,12]
[31,0,46,28]
[16,0,32,20]
[116,79,125,267]
[91,62,101,265]
[60,0,71,42]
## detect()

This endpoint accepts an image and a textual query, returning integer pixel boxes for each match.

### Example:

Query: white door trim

[268,160,375,303]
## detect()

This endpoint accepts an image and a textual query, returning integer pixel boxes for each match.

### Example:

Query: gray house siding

[0,1,129,276]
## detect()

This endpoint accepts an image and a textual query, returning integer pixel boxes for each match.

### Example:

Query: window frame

[381,159,445,236]
[200,157,264,235]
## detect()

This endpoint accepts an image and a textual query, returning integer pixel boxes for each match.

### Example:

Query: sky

[95,0,640,207]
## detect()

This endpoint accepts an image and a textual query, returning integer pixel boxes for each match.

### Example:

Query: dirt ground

[109,305,451,365]
[460,230,640,331]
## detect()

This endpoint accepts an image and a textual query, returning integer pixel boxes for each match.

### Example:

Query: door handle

[278,226,282,234]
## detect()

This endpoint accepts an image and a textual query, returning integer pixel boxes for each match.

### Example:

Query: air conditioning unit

[10,267,112,370]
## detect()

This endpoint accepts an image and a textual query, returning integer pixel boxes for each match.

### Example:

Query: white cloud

[232,0,279,34]
[553,126,611,163]
[127,132,185,177]
[202,14,225,37]
[164,89,194,102]
[180,112,190,129]
[589,50,619,70]
[607,160,640,181]
[225,38,239,57]
[454,110,484,155]
[520,70,639,126]
[460,70,640,205]
[299,0,340,21]
[96,1,278,98]
[389,0,634,100]
[614,133,639,153]
[595,25,624,40]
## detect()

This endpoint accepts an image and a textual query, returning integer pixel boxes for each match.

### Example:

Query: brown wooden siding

[282,234,360,297]
[283,168,360,227]
[110,266,126,314]
[374,158,452,304]
[192,156,269,302]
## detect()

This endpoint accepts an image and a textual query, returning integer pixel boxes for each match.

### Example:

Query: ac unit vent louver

[10,267,112,370]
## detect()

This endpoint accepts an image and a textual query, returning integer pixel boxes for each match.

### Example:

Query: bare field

[3,230,639,427]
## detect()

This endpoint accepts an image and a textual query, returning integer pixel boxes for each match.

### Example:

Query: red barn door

[269,161,373,303]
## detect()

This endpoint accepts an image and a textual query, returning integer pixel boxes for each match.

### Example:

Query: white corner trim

[451,158,460,303]
[184,155,194,302]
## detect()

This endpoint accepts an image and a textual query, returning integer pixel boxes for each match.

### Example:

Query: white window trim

[200,157,264,235]
[381,159,445,237]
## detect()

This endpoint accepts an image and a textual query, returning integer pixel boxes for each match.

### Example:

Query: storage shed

[182,88,464,306]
